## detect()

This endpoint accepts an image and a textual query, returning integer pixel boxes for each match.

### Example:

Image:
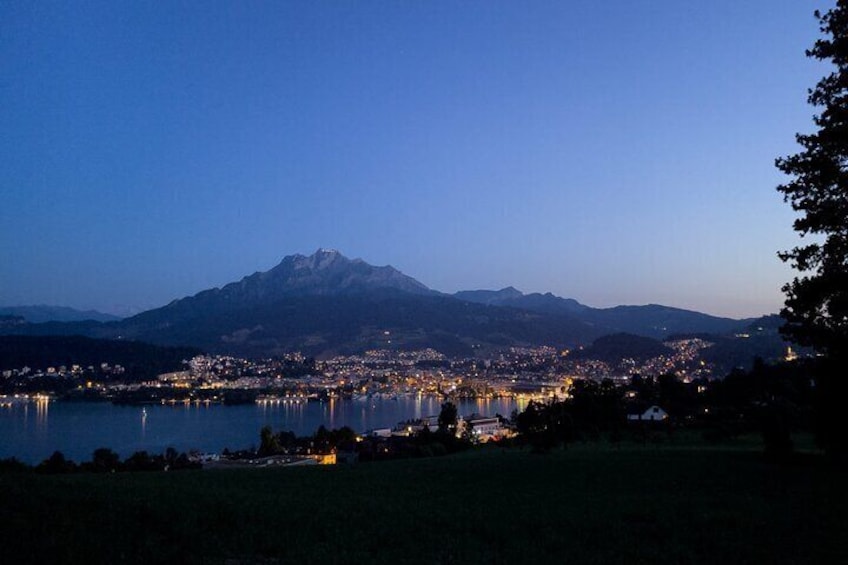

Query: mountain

[124,249,434,323]
[88,250,598,357]
[571,333,674,363]
[454,287,525,305]
[744,314,784,334]
[186,248,433,303]
[112,293,598,358]
[455,288,587,315]
[583,304,752,338]
[453,288,749,339]
[2,250,766,359]
[0,305,121,323]
[664,315,796,373]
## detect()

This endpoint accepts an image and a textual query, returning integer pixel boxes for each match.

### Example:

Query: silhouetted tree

[313,425,331,452]
[331,426,358,450]
[776,2,848,459]
[124,450,162,472]
[415,423,433,444]
[90,447,120,472]
[438,401,458,434]
[513,400,574,451]
[569,380,612,438]
[276,430,297,450]
[37,451,76,474]
[657,373,697,419]
[164,447,179,468]
[259,425,283,456]
[0,457,29,473]
[776,3,848,356]
[514,401,545,437]
[545,401,575,446]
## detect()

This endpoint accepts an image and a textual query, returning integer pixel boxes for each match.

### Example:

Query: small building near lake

[627,405,669,422]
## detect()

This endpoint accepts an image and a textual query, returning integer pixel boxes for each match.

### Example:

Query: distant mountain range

[453,287,752,338]
[0,305,121,323]
[1,249,774,358]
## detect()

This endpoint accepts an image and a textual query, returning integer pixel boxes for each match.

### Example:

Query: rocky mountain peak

[497,286,524,298]
[209,250,434,301]
[290,248,347,271]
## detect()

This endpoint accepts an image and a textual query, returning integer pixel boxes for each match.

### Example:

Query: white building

[461,414,510,442]
[627,405,669,422]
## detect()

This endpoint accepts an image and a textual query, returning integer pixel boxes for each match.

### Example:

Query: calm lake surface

[0,397,524,464]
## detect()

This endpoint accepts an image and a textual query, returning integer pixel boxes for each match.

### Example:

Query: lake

[0,396,524,464]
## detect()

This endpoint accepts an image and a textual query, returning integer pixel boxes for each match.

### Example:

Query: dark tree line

[0,447,201,475]
[257,424,359,457]
[255,401,472,463]
[512,379,626,451]
[508,358,818,459]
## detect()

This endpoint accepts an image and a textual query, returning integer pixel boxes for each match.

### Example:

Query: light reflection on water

[0,397,520,464]
[35,397,49,430]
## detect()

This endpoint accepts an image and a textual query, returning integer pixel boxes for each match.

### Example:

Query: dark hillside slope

[0,335,199,379]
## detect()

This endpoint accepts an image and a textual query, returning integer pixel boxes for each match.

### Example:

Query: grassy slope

[1,437,845,564]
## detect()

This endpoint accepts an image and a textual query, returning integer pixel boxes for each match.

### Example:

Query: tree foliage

[513,400,575,451]
[776,2,848,359]
[259,425,283,456]
[776,2,848,460]
[437,401,458,433]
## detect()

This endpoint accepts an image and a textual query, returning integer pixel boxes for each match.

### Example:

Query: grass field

[1,435,845,564]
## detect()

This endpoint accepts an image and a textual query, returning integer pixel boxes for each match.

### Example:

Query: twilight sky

[0,1,827,318]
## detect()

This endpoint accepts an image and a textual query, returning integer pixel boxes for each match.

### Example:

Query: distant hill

[571,333,673,363]
[455,288,588,315]
[698,334,791,373]
[0,305,121,323]
[583,304,751,338]
[664,314,797,373]
[0,335,200,380]
[454,289,750,339]
[454,287,526,306]
[744,314,784,333]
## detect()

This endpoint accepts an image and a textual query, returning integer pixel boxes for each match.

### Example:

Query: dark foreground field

[1,437,845,564]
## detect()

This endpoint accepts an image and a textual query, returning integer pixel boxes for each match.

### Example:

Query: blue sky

[0,1,827,318]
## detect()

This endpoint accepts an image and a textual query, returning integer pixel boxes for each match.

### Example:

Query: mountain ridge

[0,305,122,324]
[149,249,434,314]
[452,287,753,339]
[2,250,767,357]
